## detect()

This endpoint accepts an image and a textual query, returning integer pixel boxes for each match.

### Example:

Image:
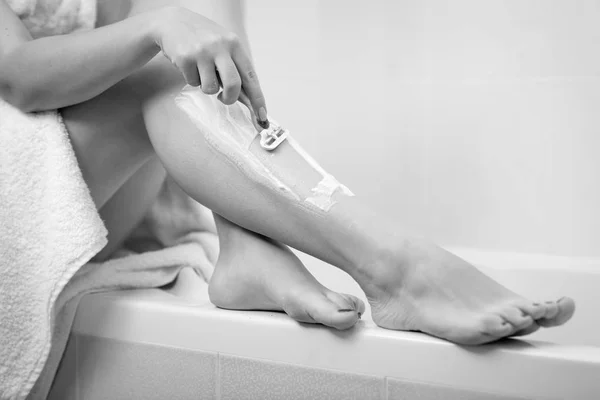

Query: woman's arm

[0,0,161,112]
[0,0,268,123]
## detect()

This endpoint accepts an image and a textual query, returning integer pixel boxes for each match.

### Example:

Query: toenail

[557,296,565,302]
[338,309,354,312]
[545,301,555,304]
[532,302,540,306]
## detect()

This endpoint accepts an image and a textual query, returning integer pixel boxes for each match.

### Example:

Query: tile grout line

[382,376,388,400]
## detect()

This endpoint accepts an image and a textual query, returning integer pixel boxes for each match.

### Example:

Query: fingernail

[338,309,354,313]
[257,118,269,129]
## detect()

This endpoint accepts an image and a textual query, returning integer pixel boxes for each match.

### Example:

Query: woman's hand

[152,6,269,128]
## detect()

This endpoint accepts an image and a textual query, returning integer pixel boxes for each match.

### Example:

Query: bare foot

[362,240,575,345]
[208,217,365,330]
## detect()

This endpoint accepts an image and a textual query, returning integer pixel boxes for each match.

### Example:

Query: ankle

[350,237,402,282]
[351,234,430,293]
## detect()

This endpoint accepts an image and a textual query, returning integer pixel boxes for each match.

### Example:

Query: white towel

[5,0,97,38]
[0,98,219,400]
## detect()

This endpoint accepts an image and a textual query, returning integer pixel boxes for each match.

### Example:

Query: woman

[0,0,575,345]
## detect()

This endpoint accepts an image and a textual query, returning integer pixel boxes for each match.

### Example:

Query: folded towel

[0,98,219,400]
[6,0,97,38]
[30,178,219,400]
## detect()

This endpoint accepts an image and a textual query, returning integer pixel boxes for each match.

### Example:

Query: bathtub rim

[72,287,600,400]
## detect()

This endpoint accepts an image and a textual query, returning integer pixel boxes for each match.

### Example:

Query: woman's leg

[211,214,364,329]
[63,66,156,211]
[94,156,167,260]
[141,82,575,345]
[60,30,364,330]
[63,0,573,343]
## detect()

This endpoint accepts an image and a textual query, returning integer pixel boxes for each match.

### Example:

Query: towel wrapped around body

[0,1,220,399]
[5,0,97,38]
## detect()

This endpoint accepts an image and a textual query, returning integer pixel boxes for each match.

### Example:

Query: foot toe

[499,307,534,331]
[291,291,361,330]
[308,306,360,331]
[541,300,560,320]
[324,291,364,312]
[537,297,576,327]
[333,292,366,316]
[517,301,546,320]
[511,322,541,337]
[480,314,514,338]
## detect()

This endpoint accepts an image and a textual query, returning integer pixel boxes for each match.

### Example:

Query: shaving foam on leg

[174,85,354,212]
[286,138,354,211]
[175,86,296,199]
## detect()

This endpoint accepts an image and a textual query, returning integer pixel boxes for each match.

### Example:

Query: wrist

[145,6,182,49]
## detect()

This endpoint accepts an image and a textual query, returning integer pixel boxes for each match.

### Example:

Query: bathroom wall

[246,0,600,258]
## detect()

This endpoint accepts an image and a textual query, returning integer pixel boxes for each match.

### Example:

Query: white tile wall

[246,0,600,257]
[73,335,217,400]
[219,354,384,400]
[386,377,529,400]
[48,335,559,399]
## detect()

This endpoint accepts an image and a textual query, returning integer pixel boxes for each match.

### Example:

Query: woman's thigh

[60,52,183,210]
[60,48,185,260]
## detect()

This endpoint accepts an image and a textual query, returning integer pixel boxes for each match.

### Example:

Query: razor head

[260,124,288,151]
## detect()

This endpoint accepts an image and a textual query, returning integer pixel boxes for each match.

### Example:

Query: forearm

[215,0,252,55]
[0,10,161,112]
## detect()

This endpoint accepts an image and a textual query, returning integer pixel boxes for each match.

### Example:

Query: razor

[259,122,289,151]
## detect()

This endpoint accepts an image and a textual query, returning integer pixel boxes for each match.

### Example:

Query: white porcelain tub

[49,248,600,400]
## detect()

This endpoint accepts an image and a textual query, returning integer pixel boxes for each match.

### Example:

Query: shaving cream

[175,86,354,212]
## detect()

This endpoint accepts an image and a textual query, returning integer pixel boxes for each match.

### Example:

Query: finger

[232,48,269,128]
[215,56,241,105]
[238,90,263,131]
[198,64,220,95]
[180,59,201,87]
